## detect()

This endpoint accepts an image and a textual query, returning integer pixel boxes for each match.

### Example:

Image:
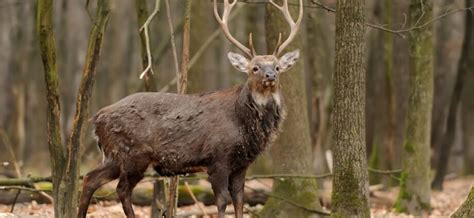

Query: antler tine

[272,32,282,56]
[248,32,257,57]
[214,0,253,57]
[269,0,304,56]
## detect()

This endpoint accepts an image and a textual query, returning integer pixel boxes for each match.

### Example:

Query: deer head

[214,0,303,102]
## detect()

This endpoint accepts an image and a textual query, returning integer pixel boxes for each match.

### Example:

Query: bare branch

[244,185,331,216]
[139,0,160,79]
[184,182,208,216]
[164,0,180,78]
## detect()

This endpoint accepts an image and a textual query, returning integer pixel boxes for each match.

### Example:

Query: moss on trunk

[258,0,322,217]
[393,0,433,215]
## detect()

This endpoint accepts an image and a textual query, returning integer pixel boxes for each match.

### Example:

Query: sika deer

[78,0,303,217]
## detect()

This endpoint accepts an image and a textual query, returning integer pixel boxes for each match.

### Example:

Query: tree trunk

[432,0,473,190]
[37,0,111,216]
[366,0,385,185]
[36,1,66,216]
[62,1,111,217]
[330,0,370,217]
[187,0,216,93]
[461,0,474,176]
[304,2,333,177]
[451,187,474,217]
[394,0,433,215]
[258,1,322,217]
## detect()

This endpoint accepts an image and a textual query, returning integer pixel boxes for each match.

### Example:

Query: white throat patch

[252,91,281,107]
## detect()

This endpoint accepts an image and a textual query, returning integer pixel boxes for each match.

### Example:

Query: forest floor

[0,176,472,217]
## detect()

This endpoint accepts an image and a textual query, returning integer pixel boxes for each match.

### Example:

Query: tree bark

[394,0,433,215]
[461,0,474,176]
[432,0,473,190]
[36,1,66,217]
[451,187,474,217]
[62,0,111,217]
[330,0,370,217]
[187,0,216,93]
[37,0,111,217]
[305,2,333,177]
[258,1,322,217]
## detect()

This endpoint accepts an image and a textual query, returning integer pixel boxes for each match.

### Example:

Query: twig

[0,129,22,178]
[139,0,160,79]
[308,0,474,38]
[368,168,401,174]
[310,0,335,12]
[164,0,180,78]
[0,129,53,203]
[11,189,21,213]
[244,205,260,217]
[184,181,208,216]
[0,186,49,193]
[244,185,331,216]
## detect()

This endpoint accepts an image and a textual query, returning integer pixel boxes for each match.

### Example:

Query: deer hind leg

[77,161,120,218]
[116,162,148,218]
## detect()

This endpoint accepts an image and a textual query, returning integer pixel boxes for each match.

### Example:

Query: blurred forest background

[0,0,474,217]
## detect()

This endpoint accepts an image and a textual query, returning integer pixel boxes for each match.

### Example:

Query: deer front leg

[208,167,231,218]
[229,168,246,218]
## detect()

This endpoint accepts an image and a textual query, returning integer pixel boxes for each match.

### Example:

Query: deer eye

[275,66,280,72]
[252,66,259,72]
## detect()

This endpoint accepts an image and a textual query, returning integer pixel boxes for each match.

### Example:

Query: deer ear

[278,50,300,72]
[227,52,249,73]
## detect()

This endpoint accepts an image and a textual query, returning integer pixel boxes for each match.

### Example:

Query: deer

[77,0,302,217]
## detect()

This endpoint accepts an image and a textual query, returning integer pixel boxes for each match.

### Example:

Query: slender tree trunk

[135,0,166,217]
[432,0,473,190]
[330,0,370,217]
[37,0,111,216]
[394,0,433,215]
[461,0,474,176]
[366,0,384,185]
[36,1,66,216]
[62,1,111,217]
[382,0,396,183]
[305,3,333,176]
[168,1,192,217]
[258,0,322,217]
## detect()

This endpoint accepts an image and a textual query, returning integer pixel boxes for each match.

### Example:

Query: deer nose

[265,72,276,81]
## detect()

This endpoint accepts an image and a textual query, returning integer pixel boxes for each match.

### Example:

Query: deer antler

[269,0,303,56]
[214,0,255,57]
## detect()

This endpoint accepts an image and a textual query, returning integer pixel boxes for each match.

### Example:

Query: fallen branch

[368,168,401,174]
[244,185,331,216]
[245,173,332,180]
[184,181,207,216]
